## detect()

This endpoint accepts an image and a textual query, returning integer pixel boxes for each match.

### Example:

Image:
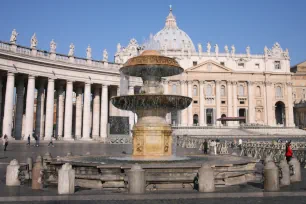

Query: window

[274,61,281,70]
[240,101,245,104]
[276,86,282,97]
[255,63,260,69]
[194,100,198,104]
[238,63,245,69]
[221,101,226,104]
[221,85,225,96]
[256,86,261,97]
[238,85,244,96]
[193,61,198,66]
[206,84,212,96]
[193,85,198,96]
[172,84,177,94]
[193,114,199,126]
[220,62,225,66]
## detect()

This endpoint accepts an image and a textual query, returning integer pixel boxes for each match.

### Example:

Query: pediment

[185,60,232,73]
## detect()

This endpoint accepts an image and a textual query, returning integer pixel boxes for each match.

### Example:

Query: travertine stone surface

[198,164,215,192]
[264,160,279,191]
[6,159,20,186]
[58,163,75,194]
[128,164,145,194]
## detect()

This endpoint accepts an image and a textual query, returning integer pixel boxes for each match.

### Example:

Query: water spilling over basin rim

[111,95,192,111]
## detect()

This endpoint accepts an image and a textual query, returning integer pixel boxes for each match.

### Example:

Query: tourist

[203,139,208,154]
[238,138,243,150]
[3,134,8,151]
[27,135,31,146]
[34,135,39,147]
[285,141,293,162]
[48,137,55,147]
[210,140,217,155]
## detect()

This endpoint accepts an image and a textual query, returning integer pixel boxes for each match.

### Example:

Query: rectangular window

[220,62,225,66]
[238,63,245,69]
[193,100,198,104]
[221,101,226,104]
[275,61,281,70]
[240,101,245,104]
[255,63,260,69]
[193,61,197,66]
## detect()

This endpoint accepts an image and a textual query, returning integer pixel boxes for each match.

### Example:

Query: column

[180,81,188,125]
[215,80,221,126]
[92,87,100,139]
[0,77,3,134]
[24,75,35,138]
[232,81,238,125]
[3,73,15,139]
[247,81,254,124]
[128,86,135,135]
[82,82,91,140]
[287,82,295,127]
[199,81,205,126]
[227,81,233,126]
[15,77,24,140]
[187,81,193,126]
[45,78,55,140]
[100,84,108,138]
[64,81,73,140]
[163,81,171,124]
[35,81,45,138]
[56,84,65,138]
[265,82,274,126]
[116,85,121,116]
[75,87,83,139]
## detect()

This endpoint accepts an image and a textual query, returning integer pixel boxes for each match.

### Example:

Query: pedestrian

[34,135,38,147]
[210,140,217,155]
[238,138,243,150]
[3,134,8,151]
[27,135,31,146]
[203,139,208,154]
[48,136,54,147]
[285,141,293,162]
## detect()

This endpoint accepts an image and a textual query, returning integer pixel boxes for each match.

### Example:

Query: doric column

[44,78,55,141]
[82,82,91,140]
[128,86,135,135]
[215,80,221,125]
[3,73,15,139]
[0,77,3,134]
[75,87,83,139]
[24,75,36,138]
[100,84,108,138]
[187,81,193,126]
[35,81,45,138]
[265,81,273,126]
[92,87,100,139]
[180,81,188,125]
[247,81,254,124]
[56,84,65,138]
[227,81,233,126]
[232,81,238,125]
[64,81,73,140]
[15,77,25,140]
[286,82,295,127]
[199,81,205,126]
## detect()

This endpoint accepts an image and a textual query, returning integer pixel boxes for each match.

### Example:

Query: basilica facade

[0,8,300,140]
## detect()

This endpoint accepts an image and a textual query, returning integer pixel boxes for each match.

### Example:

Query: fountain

[111,50,192,159]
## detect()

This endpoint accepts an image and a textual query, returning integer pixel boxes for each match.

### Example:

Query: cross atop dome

[165,5,177,28]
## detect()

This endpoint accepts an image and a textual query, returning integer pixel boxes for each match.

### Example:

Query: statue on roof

[50,39,56,53]
[224,45,229,53]
[86,45,92,60]
[198,43,202,54]
[103,49,108,61]
[68,43,75,57]
[231,45,235,57]
[207,42,211,55]
[31,33,38,48]
[214,44,219,56]
[283,48,290,60]
[10,29,18,44]
[117,43,121,53]
[246,46,250,57]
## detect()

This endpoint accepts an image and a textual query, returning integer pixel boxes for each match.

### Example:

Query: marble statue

[103,49,108,61]
[264,46,269,59]
[117,43,121,53]
[50,39,56,53]
[31,33,38,48]
[283,48,290,59]
[86,45,92,59]
[68,43,75,57]
[224,45,229,53]
[231,45,236,56]
[198,43,202,53]
[214,44,219,55]
[246,46,250,56]
[10,29,18,44]
[207,42,211,54]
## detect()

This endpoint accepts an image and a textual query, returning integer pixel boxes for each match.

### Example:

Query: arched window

[276,86,282,97]
[220,85,225,97]
[206,84,212,96]
[239,85,244,96]
[193,85,198,96]
[172,84,177,94]
[256,86,261,97]
[193,114,199,125]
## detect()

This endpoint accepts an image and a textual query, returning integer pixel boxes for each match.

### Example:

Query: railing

[16,47,31,55]
[55,54,69,62]
[0,42,10,51]
[37,50,50,59]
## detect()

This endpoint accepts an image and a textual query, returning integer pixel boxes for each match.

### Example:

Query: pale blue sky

[0,0,305,66]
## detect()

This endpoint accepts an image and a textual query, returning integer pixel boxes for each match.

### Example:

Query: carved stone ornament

[265,81,273,86]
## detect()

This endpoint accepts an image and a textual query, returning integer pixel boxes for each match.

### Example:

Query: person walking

[27,135,31,146]
[48,136,55,147]
[203,139,208,154]
[238,138,243,150]
[285,141,293,162]
[34,135,38,147]
[3,135,8,151]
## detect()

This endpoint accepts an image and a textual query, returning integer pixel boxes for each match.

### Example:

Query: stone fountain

[111,50,192,158]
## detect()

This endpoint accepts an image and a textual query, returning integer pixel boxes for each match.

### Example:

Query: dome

[154,7,196,52]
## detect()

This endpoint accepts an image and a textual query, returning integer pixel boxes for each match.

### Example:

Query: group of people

[27,134,55,147]
[201,139,220,155]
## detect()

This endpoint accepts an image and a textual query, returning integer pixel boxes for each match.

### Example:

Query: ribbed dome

[154,7,196,52]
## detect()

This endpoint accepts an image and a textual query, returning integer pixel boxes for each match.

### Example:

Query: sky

[0,0,305,66]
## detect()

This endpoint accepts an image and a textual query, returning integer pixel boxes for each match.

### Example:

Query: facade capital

[286,82,293,87]
[179,80,187,85]
[231,81,238,85]
[215,80,221,85]
[187,80,193,85]
[227,80,233,85]
[199,80,205,85]
[102,84,109,88]
[247,81,254,86]
[265,81,273,86]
